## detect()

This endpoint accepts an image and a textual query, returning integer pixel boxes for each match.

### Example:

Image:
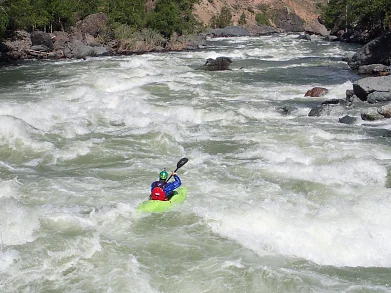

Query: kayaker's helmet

[159,170,168,180]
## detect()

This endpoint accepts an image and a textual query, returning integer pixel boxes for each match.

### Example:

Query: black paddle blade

[177,157,188,169]
[166,157,189,182]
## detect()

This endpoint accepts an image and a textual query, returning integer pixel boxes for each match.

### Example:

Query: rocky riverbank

[198,29,391,126]
[305,31,391,125]
[0,3,329,66]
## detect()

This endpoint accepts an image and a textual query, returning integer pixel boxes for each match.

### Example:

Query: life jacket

[150,181,168,201]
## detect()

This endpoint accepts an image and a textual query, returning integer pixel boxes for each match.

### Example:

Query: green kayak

[136,187,188,213]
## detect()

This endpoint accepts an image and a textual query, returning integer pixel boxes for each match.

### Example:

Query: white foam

[0,115,53,151]
[199,188,391,267]
[0,200,40,246]
[0,179,21,200]
[0,249,20,273]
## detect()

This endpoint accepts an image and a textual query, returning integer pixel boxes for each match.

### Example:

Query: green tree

[0,0,8,38]
[146,0,200,37]
[5,0,35,30]
[75,0,99,19]
[238,12,246,25]
[0,0,202,42]
[255,12,270,26]
[209,5,232,28]
[321,0,391,33]
[147,0,181,38]
[105,0,145,28]
[173,0,200,34]
[46,0,74,31]
[2,0,98,32]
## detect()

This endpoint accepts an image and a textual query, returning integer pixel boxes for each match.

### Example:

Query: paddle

[165,157,188,182]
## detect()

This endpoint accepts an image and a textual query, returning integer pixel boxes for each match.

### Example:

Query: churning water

[1,34,391,292]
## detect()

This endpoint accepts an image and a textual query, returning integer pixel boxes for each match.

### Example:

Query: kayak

[136,187,188,213]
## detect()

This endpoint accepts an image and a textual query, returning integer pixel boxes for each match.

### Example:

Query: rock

[361,108,385,121]
[30,45,50,52]
[3,30,32,60]
[31,31,53,50]
[304,87,329,97]
[297,34,311,41]
[358,64,389,76]
[207,26,250,38]
[345,89,356,102]
[308,99,347,117]
[353,75,391,101]
[366,92,391,104]
[0,42,9,52]
[76,12,109,37]
[276,105,298,116]
[304,19,329,36]
[67,40,111,59]
[184,35,206,50]
[378,104,391,118]
[198,57,233,71]
[348,31,391,70]
[272,7,304,32]
[339,115,358,124]
[324,35,338,42]
[247,24,280,36]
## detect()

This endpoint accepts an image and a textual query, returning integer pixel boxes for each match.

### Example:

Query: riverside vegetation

[0,0,203,61]
[0,0,390,61]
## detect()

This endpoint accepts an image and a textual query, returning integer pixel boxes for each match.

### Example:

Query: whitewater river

[1,34,391,292]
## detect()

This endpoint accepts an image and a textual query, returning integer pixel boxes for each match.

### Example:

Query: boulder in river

[305,87,329,97]
[198,57,233,71]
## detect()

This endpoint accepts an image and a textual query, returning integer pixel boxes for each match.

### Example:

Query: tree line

[0,0,200,41]
[1,0,390,43]
[320,0,390,35]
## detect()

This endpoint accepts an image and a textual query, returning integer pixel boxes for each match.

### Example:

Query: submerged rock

[339,115,358,124]
[304,87,329,97]
[198,57,233,71]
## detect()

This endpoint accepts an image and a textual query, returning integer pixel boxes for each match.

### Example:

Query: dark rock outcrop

[76,12,109,37]
[247,25,280,36]
[304,19,329,36]
[31,31,54,50]
[1,13,113,61]
[272,8,304,32]
[207,26,250,38]
[347,31,391,70]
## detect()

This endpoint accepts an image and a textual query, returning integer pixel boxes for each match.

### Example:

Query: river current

[1,34,391,292]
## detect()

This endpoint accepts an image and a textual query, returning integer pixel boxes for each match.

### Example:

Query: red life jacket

[150,181,168,201]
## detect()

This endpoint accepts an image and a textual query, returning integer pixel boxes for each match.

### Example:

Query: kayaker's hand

[171,171,176,176]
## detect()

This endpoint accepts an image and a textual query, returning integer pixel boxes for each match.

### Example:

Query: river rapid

[1,34,391,293]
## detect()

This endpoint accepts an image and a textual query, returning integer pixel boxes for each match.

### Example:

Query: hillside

[194,0,326,28]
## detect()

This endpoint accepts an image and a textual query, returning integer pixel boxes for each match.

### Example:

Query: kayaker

[150,170,181,201]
